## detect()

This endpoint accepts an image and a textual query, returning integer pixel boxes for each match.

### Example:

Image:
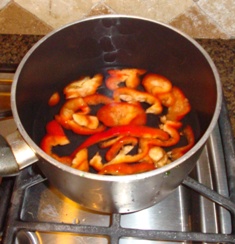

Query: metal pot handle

[0,131,38,176]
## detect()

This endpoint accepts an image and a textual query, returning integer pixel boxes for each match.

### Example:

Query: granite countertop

[0,35,235,139]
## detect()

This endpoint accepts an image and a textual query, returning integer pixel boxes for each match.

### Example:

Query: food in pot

[40,68,195,175]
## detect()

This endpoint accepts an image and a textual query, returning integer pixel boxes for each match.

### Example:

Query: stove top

[1,73,235,243]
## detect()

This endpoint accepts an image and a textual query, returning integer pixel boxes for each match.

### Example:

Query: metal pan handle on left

[0,131,38,176]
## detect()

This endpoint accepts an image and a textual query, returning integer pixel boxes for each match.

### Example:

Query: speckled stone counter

[0,35,235,139]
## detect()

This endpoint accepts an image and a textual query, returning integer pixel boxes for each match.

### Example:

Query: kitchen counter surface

[0,34,235,139]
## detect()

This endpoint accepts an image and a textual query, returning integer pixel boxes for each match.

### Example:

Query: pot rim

[11,14,222,182]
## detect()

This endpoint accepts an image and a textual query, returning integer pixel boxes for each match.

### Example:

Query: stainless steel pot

[0,15,222,213]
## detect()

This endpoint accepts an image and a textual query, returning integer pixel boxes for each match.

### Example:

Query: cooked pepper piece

[159,121,181,147]
[137,121,182,148]
[40,120,72,165]
[55,96,108,135]
[55,97,90,129]
[89,152,104,171]
[72,125,169,156]
[71,148,89,171]
[48,92,60,106]
[157,91,175,107]
[83,94,113,106]
[165,86,191,121]
[67,120,106,135]
[113,87,162,114]
[106,68,146,90]
[44,119,68,137]
[63,73,103,99]
[147,146,170,168]
[104,144,148,166]
[170,125,195,160]
[105,136,138,161]
[73,114,99,129]
[99,136,124,148]
[98,162,155,175]
[142,73,172,95]
[97,102,147,127]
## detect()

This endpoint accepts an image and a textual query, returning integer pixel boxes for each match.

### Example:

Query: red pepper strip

[55,97,90,129]
[105,145,149,166]
[142,73,172,95]
[40,120,72,165]
[166,86,191,121]
[139,121,181,148]
[106,68,146,90]
[55,96,107,134]
[45,120,68,137]
[170,125,195,160]
[72,113,99,129]
[48,92,60,106]
[147,146,169,168]
[161,120,182,129]
[40,134,69,154]
[157,91,175,107]
[113,87,162,114]
[105,136,138,161]
[99,136,123,148]
[71,148,89,171]
[63,73,103,99]
[66,120,106,135]
[89,153,103,171]
[83,94,113,105]
[72,125,169,157]
[159,123,181,147]
[103,135,153,166]
[98,162,155,175]
[97,102,147,127]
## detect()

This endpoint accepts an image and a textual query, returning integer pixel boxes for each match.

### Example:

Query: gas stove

[0,72,235,243]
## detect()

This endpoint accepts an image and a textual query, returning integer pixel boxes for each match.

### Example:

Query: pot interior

[13,16,219,164]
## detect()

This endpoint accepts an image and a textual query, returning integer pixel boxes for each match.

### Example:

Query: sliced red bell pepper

[98,162,155,175]
[55,97,90,130]
[106,68,146,90]
[99,136,123,148]
[63,73,103,99]
[48,92,60,106]
[83,94,113,105]
[165,86,191,121]
[113,87,163,114]
[159,121,181,147]
[157,91,175,107]
[104,146,149,166]
[142,73,172,95]
[105,136,138,161]
[97,102,147,127]
[147,146,169,168]
[139,121,181,148]
[40,120,72,165]
[67,120,106,135]
[71,148,89,171]
[170,125,195,160]
[45,119,67,136]
[40,134,69,153]
[89,152,103,171]
[72,125,169,157]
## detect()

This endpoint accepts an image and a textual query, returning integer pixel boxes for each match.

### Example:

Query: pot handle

[0,131,38,176]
